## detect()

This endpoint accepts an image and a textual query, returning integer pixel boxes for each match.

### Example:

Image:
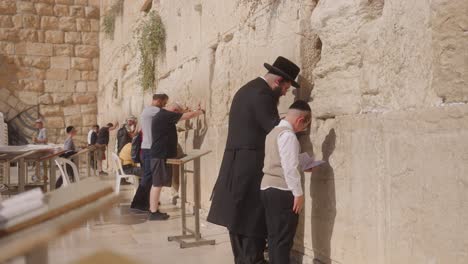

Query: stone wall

[98,0,468,263]
[0,0,100,145]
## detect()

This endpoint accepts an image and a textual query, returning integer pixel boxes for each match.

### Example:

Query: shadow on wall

[310,128,337,264]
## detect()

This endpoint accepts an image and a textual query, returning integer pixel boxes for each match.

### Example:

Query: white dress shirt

[261,120,303,197]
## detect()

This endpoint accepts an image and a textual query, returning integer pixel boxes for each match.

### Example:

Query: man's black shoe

[148,211,169,221]
[120,178,132,185]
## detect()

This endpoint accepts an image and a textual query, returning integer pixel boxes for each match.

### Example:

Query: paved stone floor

[10,183,233,264]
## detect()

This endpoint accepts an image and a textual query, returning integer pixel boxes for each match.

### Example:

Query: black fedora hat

[264,56,300,88]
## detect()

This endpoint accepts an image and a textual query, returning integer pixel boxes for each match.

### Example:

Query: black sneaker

[120,178,132,185]
[148,211,169,221]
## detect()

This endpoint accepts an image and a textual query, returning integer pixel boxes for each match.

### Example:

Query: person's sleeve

[43,128,47,138]
[254,93,280,133]
[169,112,183,124]
[277,131,303,197]
[91,133,97,145]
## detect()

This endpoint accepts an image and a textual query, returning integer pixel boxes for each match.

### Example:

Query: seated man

[32,119,47,144]
[118,142,142,178]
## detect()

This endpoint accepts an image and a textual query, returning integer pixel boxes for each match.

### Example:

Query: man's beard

[272,86,282,105]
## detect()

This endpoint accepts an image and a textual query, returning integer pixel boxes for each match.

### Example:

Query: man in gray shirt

[130,93,169,211]
[32,119,47,144]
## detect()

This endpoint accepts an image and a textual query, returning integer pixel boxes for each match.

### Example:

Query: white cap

[35,119,43,123]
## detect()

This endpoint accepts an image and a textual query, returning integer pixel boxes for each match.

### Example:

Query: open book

[298,152,326,171]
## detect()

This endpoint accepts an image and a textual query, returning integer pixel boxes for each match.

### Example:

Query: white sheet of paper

[298,152,325,171]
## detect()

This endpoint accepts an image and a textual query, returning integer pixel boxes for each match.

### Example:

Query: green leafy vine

[102,0,124,39]
[136,11,166,91]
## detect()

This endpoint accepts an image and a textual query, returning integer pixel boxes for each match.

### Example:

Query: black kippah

[289,100,311,111]
[66,126,74,133]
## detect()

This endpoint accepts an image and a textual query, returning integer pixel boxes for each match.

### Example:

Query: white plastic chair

[110,152,137,194]
[55,158,80,187]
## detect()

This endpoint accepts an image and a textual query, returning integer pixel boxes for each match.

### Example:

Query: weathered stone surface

[74,45,98,58]
[21,56,50,69]
[38,93,52,104]
[82,113,96,126]
[80,104,97,114]
[71,57,93,70]
[16,91,39,105]
[16,1,35,14]
[64,114,81,126]
[0,0,16,15]
[0,28,18,41]
[81,70,97,81]
[16,42,53,56]
[50,56,70,69]
[0,41,14,54]
[45,30,64,44]
[0,15,13,27]
[84,6,99,18]
[74,0,88,6]
[40,16,58,30]
[55,0,74,5]
[39,104,62,116]
[63,104,80,116]
[64,31,81,43]
[44,80,75,92]
[73,93,96,104]
[53,44,74,56]
[37,29,44,42]
[58,17,76,31]
[53,5,69,16]
[46,116,64,129]
[69,5,84,17]
[22,14,40,28]
[89,18,99,32]
[34,3,54,16]
[68,69,81,80]
[51,92,73,104]
[76,18,90,31]
[18,29,37,41]
[45,68,68,80]
[86,80,97,91]
[11,14,22,27]
[20,79,44,92]
[81,32,98,45]
[75,81,86,92]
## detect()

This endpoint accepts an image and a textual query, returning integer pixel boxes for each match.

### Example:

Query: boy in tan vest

[260,100,311,264]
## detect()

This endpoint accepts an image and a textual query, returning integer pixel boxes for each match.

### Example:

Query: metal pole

[180,164,186,235]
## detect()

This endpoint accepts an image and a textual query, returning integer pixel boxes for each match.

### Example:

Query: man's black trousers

[261,188,299,264]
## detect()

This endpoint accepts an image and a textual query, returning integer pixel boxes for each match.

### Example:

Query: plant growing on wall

[136,11,166,91]
[102,0,124,39]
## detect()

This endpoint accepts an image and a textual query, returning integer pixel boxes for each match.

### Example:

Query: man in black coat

[207,56,301,263]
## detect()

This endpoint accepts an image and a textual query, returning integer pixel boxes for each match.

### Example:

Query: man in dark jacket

[117,116,137,154]
[207,56,301,263]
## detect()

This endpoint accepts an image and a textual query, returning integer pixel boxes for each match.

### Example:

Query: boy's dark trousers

[261,188,299,264]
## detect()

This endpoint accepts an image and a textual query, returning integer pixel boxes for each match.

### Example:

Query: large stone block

[22,14,40,29]
[11,15,22,27]
[73,93,96,104]
[21,56,50,69]
[0,41,14,54]
[82,113,97,126]
[88,0,100,7]
[76,18,90,31]
[34,3,54,16]
[71,57,93,70]
[50,56,70,69]
[37,30,45,42]
[56,0,74,4]
[75,81,86,92]
[0,28,18,41]
[51,93,73,104]
[81,70,97,81]
[18,29,38,42]
[16,91,39,105]
[84,6,99,19]
[40,16,59,30]
[68,69,81,80]
[86,80,97,91]
[63,104,80,116]
[38,93,52,104]
[64,31,81,44]
[89,19,99,32]
[80,104,97,114]
[46,116,64,129]
[20,80,44,92]
[16,42,53,56]
[32,69,46,80]
[81,32,98,45]
[74,45,98,58]
[45,68,68,80]
[53,44,74,56]
[53,5,69,16]
[39,105,62,116]
[69,6,85,17]
[45,30,64,44]
[0,0,16,15]
[64,114,82,126]
[16,1,35,14]
[44,80,75,93]
[0,15,13,28]
[58,17,76,31]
